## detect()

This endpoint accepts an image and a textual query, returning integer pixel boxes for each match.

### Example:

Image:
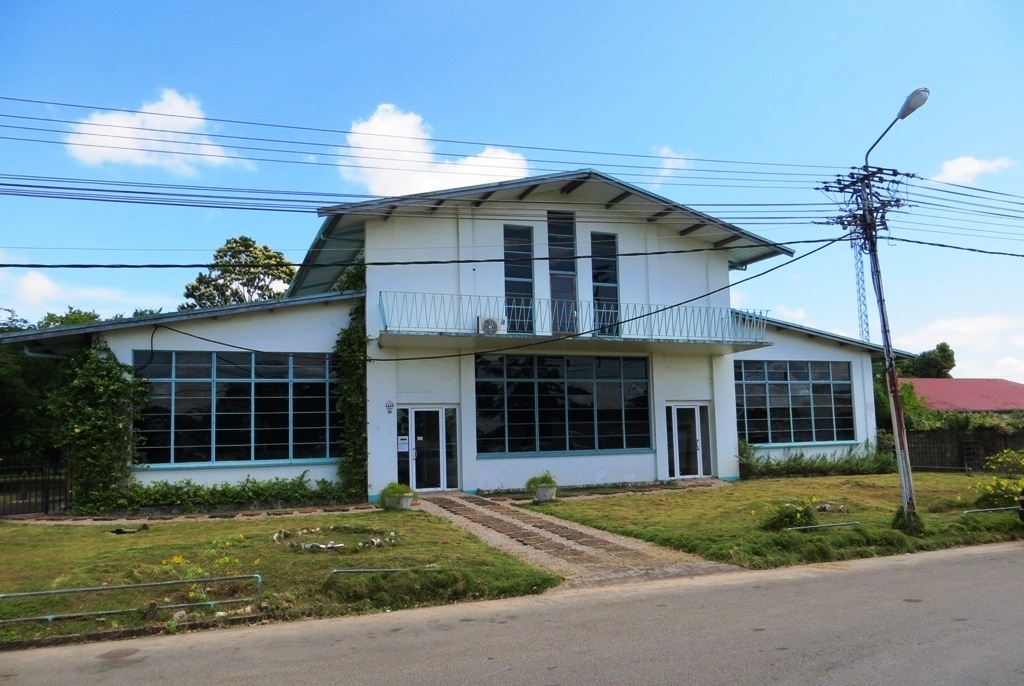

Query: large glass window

[475,354,651,454]
[734,360,854,444]
[133,351,340,465]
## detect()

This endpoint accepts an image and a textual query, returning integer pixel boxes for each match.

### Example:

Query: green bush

[525,471,557,489]
[739,442,896,480]
[759,497,819,531]
[83,471,351,514]
[973,449,1024,508]
[378,482,415,510]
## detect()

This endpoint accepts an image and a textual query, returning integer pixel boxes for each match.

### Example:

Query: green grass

[3,472,1022,646]
[0,510,560,646]
[527,472,1024,569]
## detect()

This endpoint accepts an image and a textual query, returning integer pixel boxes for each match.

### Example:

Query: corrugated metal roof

[900,377,1024,412]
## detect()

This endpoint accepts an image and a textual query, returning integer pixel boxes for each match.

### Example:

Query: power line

[0,95,846,171]
[0,237,836,270]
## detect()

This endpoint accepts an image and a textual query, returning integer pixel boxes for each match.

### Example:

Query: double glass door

[666,405,712,478]
[396,408,458,491]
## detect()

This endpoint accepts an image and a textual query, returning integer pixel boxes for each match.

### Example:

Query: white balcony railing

[378,292,768,344]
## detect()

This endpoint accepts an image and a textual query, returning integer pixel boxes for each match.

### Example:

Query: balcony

[378,292,770,353]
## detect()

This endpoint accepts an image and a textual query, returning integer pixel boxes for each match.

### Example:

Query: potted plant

[525,471,558,503]
[378,482,416,510]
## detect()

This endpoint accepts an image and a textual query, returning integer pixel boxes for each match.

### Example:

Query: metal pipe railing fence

[0,574,262,625]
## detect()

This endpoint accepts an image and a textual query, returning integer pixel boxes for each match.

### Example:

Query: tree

[897,342,956,379]
[180,236,295,310]
[37,307,101,329]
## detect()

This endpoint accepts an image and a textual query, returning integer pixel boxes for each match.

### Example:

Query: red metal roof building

[901,378,1024,413]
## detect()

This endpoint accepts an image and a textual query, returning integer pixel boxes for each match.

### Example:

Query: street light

[860,87,929,527]
[865,88,930,167]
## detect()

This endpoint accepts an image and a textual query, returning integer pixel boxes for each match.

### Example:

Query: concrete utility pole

[821,88,929,527]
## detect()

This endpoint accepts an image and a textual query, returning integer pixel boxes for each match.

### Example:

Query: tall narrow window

[591,232,619,335]
[504,225,534,333]
[548,211,577,334]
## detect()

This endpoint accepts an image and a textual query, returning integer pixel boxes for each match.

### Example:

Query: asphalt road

[3,543,1023,686]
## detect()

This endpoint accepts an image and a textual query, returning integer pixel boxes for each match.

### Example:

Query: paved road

[3,543,1024,686]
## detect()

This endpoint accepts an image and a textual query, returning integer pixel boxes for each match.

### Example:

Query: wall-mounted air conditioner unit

[477,315,508,335]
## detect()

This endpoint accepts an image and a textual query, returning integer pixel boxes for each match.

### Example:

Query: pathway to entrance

[418,492,742,588]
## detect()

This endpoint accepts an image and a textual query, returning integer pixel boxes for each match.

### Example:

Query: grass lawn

[530,472,1024,568]
[2,472,1022,647]
[0,509,560,646]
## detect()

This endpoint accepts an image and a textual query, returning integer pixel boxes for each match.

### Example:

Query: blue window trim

[477,449,655,460]
[746,440,861,449]
[134,458,339,471]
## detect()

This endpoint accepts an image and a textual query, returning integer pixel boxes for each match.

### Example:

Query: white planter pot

[534,485,557,503]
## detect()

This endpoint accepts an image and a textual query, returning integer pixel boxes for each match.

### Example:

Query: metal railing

[0,463,68,516]
[0,575,262,624]
[379,291,767,344]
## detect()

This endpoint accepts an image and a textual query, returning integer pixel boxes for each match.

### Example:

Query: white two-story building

[4,169,887,498]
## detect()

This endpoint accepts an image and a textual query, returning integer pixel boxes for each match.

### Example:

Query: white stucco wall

[357,195,750,492]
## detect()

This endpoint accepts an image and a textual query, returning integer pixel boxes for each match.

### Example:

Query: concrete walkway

[418,492,742,588]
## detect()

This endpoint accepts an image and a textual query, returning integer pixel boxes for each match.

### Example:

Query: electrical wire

[0,237,836,270]
[0,95,846,171]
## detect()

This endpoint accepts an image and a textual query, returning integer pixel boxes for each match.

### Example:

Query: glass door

[397,407,458,491]
[666,405,712,478]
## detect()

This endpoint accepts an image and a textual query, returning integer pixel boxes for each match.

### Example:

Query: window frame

[734,360,856,446]
[133,350,340,467]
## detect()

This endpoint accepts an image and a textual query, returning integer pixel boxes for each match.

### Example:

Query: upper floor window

[548,211,577,334]
[591,232,619,336]
[504,225,534,333]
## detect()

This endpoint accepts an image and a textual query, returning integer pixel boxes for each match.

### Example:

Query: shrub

[760,497,819,531]
[740,442,895,480]
[973,449,1024,508]
[525,471,557,490]
[378,481,415,510]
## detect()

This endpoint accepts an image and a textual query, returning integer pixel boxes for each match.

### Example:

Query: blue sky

[2,1,1023,381]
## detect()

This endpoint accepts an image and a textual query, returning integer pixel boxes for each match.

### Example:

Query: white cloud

[730,288,748,309]
[771,304,808,322]
[653,146,689,186]
[895,315,1024,383]
[65,89,248,176]
[0,257,176,324]
[931,156,1014,184]
[339,104,529,196]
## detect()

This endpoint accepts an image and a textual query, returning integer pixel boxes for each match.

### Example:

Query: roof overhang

[287,169,794,298]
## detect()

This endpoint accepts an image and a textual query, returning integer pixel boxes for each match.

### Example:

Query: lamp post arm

[865,116,899,168]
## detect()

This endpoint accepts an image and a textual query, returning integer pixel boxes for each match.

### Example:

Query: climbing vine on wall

[46,337,149,513]
[331,257,368,500]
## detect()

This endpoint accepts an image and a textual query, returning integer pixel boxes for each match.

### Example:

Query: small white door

[666,405,712,478]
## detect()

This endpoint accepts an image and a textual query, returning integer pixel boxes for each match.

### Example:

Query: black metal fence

[0,463,68,516]
[908,429,1024,471]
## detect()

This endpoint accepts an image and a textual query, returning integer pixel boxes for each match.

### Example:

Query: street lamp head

[896,88,930,120]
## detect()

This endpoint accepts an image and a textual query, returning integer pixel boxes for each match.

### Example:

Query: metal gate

[0,462,69,516]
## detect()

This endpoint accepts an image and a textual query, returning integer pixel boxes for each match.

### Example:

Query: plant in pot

[525,471,558,503]
[378,482,416,510]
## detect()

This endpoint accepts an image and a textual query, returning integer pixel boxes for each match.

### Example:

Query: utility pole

[819,87,929,528]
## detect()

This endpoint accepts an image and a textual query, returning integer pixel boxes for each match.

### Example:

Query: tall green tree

[37,307,101,329]
[897,342,956,378]
[180,236,296,310]
[0,309,58,461]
